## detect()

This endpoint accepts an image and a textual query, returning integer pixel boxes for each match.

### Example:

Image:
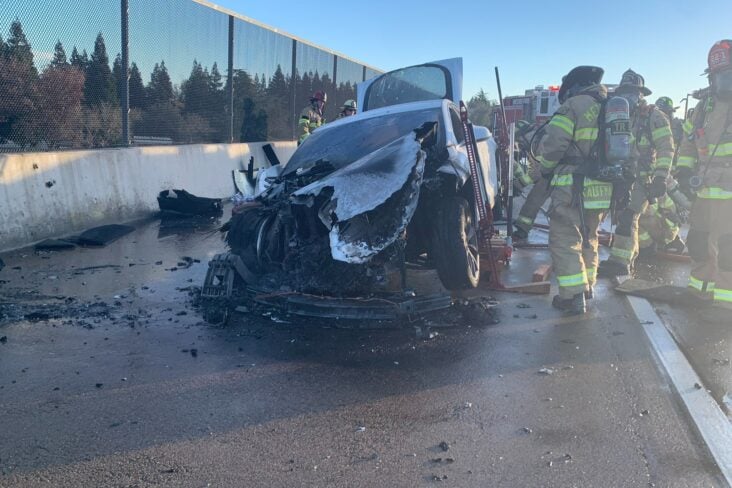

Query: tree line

[0,19,359,149]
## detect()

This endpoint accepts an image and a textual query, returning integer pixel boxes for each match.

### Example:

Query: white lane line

[625,294,732,485]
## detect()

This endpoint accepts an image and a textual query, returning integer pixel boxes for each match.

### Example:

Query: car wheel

[432,197,480,290]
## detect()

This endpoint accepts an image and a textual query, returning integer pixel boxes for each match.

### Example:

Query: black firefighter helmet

[558,66,604,104]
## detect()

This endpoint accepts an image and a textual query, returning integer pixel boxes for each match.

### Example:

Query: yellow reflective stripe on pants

[714,288,732,303]
[688,275,714,292]
[557,272,588,288]
[638,230,652,243]
[517,215,533,226]
[585,267,597,282]
[698,187,732,200]
[709,142,732,157]
[676,156,696,168]
[655,157,672,168]
[550,114,575,137]
[610,247,634,260]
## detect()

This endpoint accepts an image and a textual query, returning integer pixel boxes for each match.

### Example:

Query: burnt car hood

[291,129,430,264]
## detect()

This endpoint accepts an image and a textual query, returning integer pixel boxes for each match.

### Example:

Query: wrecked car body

[211,58,497,305]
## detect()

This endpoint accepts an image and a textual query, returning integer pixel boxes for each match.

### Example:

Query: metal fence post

[228,15,234,143]
[291,39,297,140]
[121,0,130,146]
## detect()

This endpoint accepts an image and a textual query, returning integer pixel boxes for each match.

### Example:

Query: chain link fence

[0,0,381,152]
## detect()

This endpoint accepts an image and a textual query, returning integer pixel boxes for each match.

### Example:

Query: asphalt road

[0,214,726,487]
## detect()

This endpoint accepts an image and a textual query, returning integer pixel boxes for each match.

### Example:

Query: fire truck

[502,85,561,125]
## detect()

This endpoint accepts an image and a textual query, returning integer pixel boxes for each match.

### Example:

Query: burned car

[218,59,497,300]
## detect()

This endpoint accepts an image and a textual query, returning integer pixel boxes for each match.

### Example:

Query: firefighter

[298,91,327,145]
[535,66,608,314]
[637,192,683,256]
[513,120,553,241]
[677,40,732,318]
[598,70,675,277]
[337,99,357,119]
[655,96,684,146]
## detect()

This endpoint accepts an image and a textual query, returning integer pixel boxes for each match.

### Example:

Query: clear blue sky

[2,0,729,117]
[214,0,731,114]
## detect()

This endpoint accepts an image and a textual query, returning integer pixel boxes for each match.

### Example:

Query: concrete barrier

[0,142,297,251]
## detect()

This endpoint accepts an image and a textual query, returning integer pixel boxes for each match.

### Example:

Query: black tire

[432,197,480,290]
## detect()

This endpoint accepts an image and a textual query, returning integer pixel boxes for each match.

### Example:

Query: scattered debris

[355,426,366,432]
[538,367,554,375]
[34,239,76,251]
[639,409,650,417]
[95,383,103,388]
[77,225,135,247]
[712,358,730,366]
[45,180,56,188]
[520,427,533,434]
[157,189,223,217]
[438,441,450,452]
[516,303,532,309]
[0,336,7,344]
[190,348,198,358]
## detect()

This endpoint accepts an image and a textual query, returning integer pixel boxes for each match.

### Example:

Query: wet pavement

[0,210,727,486]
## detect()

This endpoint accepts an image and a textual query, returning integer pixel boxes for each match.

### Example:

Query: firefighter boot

[552,293,587,315]
[664,235,686,254]
[598,259,631,278]
[512,226,529,242]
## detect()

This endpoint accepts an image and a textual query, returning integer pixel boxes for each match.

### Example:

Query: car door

[357,58,463,113]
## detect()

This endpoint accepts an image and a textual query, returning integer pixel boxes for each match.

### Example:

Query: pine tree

[70,46,88,71]
[51,40,68,67]
[266,65,290,139]
[181,60,207,114]
[112,53,125,103]
[210,62,222,91]
[0,35,6,60]
[146,61,175,105]
[128,62,145,109]
[84,32,117,106]
[6,20,36,76]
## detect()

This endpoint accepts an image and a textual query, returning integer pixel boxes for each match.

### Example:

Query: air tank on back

[605,96,631,165]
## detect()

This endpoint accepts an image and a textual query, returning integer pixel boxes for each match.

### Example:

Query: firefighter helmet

[341,99,357,110]
[558,66,604,104]
[707,40,732,74]
[655,96,676,116]
[615,69,652,96]
[311,91,328,103]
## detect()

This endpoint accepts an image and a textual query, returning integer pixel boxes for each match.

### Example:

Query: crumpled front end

[291,129,428,264]
[224,123,437,296]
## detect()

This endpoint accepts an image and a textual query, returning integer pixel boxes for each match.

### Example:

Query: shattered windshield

[283,107,443,175]
[364,64,451,111]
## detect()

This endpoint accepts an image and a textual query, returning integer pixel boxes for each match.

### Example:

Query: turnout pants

[549,188,604,299]
[687,198,732,307]
[608,181,650,266]
[516,176,553,233]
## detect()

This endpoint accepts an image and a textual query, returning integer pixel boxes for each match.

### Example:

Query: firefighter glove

[648,175,667,199]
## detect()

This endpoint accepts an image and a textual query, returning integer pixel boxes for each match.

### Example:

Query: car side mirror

[472,125,491,143]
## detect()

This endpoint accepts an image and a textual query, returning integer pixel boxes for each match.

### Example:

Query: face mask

[712,70,732,101]
[621,92,642,112]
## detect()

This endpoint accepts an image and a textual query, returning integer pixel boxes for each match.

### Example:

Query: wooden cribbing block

[532,264,552,283]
